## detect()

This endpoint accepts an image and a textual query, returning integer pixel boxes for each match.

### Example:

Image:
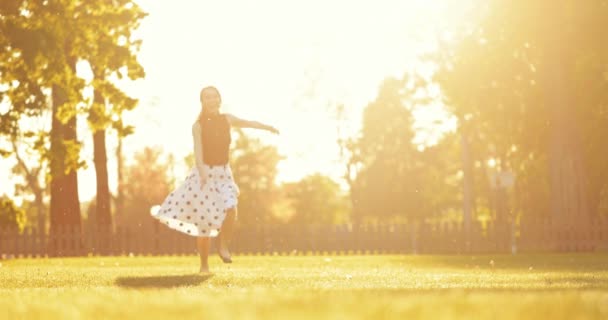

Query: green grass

[1,254,607,319]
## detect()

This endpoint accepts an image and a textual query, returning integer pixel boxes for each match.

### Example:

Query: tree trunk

[11,140,47,233]
[460,124,474,239]
[35,189,45,233]
[92,81,112,229]
[548,121,589,225]
[115,135,125,227]
[93,130,111,224]
[543,4,590,230]
[49,58,82,256]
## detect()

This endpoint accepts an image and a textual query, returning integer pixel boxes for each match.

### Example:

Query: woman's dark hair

[199,86,222,123]
[199,86,222,103]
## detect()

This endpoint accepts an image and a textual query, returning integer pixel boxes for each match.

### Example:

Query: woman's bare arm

[225,113,279,134]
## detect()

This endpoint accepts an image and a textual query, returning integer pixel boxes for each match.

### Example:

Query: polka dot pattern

[151,164,240,237]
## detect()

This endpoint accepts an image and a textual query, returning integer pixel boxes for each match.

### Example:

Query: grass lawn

[1,253,607,319]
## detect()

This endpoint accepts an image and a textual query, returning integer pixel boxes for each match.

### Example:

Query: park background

[2,1,608,319]
[1,0,608,256]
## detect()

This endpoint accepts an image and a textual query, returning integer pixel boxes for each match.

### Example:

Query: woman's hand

[198,167,208,190]
[267,125,280,134]
[199,174,208,190]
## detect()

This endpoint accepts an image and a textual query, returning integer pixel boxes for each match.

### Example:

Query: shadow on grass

[115,274,213,289]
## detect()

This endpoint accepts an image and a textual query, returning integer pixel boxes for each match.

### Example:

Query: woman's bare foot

[217,243,232,263]
[197,237,211,273]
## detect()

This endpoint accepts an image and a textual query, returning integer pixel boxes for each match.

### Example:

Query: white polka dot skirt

[151,164,240,237]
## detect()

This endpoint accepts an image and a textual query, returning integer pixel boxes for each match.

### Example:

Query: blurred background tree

[347,75,434,224]
[283,173,350,225]
[0,197,27,233]
[1,0,607,255]
[432,0,608,230]
[0,1,146,254]
[230,130,283,227]
[116,146,174,229]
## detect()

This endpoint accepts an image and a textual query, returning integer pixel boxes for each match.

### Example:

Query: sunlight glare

[0,0,477,200]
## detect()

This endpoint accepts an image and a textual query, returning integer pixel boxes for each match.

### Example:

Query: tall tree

[49,59,83,244]
[433,0,608,228]
[119,146,174,229]
[10,130,48,232]
[113,122,131,223]
[350,75,428,223]
[230,130,283,226]
[284,174,350,225]
[0,197,27,233]
[83,1,146,233]
[1,1,84,246]
[1,2,146,256]
[0,0,49,147]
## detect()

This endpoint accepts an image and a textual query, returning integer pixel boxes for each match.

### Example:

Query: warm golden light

[106,0,472,194]
[2,5,607,313]
[1,0,475,201]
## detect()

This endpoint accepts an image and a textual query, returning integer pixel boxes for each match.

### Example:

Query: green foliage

[230,130,282,226]
[349,75,442,222]
[118,146,174,228]
[83,1,146,136]
[47,136,86,176]
[0,197,27,232]
[183,153,195,169]
[284,174,350,225]
[9,199,46,231]
[432,0,608,221]
[415,132,462,220]
[0,1,146,155]
[1,0,147,230]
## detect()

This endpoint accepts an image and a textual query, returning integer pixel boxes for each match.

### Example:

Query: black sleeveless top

[200,113,231,165]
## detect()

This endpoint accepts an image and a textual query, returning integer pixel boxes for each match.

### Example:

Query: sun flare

[0,0,475,200]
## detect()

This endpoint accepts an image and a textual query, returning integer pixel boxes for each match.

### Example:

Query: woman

[152,86,279,273]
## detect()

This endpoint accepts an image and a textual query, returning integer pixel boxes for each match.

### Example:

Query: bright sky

[1,0,474,202]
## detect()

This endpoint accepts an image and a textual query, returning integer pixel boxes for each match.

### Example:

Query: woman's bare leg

[196,236,210,272]
[218,207,237,260]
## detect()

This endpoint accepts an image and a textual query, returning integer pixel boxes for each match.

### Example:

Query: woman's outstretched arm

[225,113,280,134]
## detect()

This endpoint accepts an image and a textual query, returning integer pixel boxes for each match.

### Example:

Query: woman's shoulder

[222,113,238,124]
[220,113,232,125]
[192,119,202,133]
